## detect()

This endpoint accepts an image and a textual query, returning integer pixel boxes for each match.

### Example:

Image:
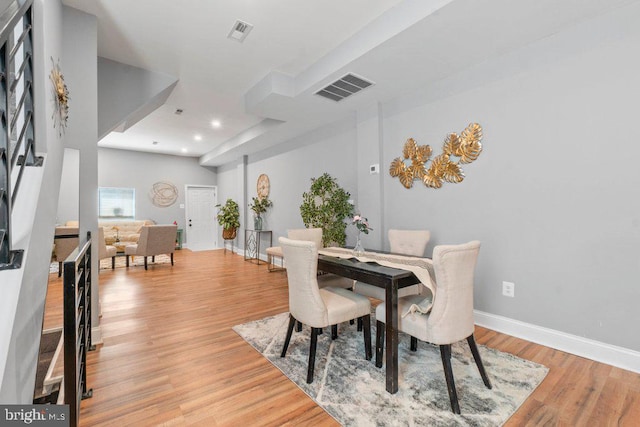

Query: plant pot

[222,228,237,240]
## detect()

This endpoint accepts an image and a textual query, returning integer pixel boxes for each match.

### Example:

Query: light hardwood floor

[43,249,640,426]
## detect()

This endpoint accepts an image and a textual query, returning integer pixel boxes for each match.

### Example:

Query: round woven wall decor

[150,181,178,207]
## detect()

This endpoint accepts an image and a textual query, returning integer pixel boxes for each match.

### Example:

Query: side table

[244,229,272,265]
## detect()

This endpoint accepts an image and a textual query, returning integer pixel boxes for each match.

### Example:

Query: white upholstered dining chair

[279,237,372,383]
[268,228,353,289]
[374,240,491,413]
[98,227,117,269]
[267,228,322,272]
[353,229,431,300]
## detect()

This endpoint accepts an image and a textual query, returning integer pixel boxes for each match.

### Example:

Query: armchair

[98,227,117,269]
[125,225,177,270]
[53,226,79,277]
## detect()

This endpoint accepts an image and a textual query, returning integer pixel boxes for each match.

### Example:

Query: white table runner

[319,247,436,314]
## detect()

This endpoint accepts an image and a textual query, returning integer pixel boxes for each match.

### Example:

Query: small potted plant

[216,199,240,240]
[249,196,272,230]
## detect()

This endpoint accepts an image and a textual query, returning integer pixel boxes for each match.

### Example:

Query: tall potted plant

[216,199,240,240]
[300,173,354,247]
[248,196,272,230]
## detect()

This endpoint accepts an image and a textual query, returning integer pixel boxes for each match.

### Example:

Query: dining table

[317,248,435,394]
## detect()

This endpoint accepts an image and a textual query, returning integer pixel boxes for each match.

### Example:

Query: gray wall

[98,147,217,239]
[214,2,640,355]
[214,118,358,253]
[56,148,79,224]
[379,3,640,351]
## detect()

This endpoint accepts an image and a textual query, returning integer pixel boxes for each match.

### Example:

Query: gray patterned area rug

[233,313,548,427]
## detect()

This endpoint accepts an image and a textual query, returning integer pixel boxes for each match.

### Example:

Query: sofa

[65,219,155,245]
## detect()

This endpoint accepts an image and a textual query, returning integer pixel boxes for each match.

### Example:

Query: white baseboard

[474,310,640,373]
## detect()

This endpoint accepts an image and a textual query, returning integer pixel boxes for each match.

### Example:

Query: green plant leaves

[216,199,240,229]
[300,173,354,247]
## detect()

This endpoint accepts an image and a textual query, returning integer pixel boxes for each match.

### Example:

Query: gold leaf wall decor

[50,57,70,136]
[389,123,484,189]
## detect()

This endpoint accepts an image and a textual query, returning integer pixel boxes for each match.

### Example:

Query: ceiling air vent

[228,20,254,42]
[315,73,374,102]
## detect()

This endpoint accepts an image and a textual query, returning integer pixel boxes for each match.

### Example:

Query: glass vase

[353,231,364,256]
[254,215,263,231]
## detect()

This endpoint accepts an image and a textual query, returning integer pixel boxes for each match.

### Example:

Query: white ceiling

[61,0,637,166]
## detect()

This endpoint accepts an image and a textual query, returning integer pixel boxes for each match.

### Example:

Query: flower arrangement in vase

[249,196,272,230]
[352,214,372,256]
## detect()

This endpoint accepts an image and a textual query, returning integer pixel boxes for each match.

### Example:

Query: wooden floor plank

[39,249,640,426]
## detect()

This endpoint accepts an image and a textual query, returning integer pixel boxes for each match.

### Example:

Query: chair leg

[296,321,302,332]
[111,256,115,269]
[410,336,418,351]
[357,317,362,331]
[362,315,372,361]
[152,255,155,262]
[467,335,492,389]
[307,327,320,384]
[171,253,174,265]
[375,320,385,368]
[440,344,460,414]
[126,256,130,267]
[58,262,62,277]
[280,314,296,357]
[331,325,338,340]
[144,256,148,270]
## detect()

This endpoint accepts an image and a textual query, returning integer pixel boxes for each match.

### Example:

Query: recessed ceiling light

[211,120,221,129]
[194,134,202,141]
[181,148,188,153]
[152,141,159,145]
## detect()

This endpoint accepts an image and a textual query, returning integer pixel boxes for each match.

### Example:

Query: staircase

[0,0,37,271]
[33,328,63,404]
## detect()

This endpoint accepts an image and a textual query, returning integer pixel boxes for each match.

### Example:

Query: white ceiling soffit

[61,0,637,164]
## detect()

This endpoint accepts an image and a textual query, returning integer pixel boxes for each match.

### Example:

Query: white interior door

[185,185,217,251]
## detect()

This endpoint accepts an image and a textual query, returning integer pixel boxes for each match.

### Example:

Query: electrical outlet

[370,164,379,174]
[502,281,515,297]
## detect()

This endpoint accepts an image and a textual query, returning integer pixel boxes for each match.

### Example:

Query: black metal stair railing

[63,232,94,427]
[0,0,38,271]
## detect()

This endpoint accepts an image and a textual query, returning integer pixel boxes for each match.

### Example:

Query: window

[99,187,135,219]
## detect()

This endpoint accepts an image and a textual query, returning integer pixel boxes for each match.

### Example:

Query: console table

[244,229,272,265]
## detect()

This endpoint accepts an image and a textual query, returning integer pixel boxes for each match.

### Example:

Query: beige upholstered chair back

[427,240,480,344]
[136,225,177,256]
[98,227,109,259]
[388,229,430,257]
[54,226,79,261]
[287,228,323,250]
[280,237,327,327]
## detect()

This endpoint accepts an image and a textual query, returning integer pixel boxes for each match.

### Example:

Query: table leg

[256,233,261,265]
[385,278,399,394]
